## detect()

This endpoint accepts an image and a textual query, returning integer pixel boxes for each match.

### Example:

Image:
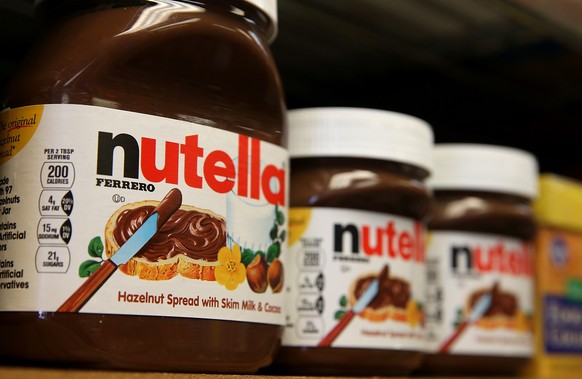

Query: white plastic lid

[244,0,278,42]
[429,144,539,199]
[288,107,434,173]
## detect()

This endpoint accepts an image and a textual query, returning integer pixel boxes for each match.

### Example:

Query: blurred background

[3,0,582,179]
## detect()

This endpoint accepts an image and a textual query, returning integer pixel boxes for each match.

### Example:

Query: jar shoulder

[5,2,285,144]
[429,192,536,239]
[290,162,431,220]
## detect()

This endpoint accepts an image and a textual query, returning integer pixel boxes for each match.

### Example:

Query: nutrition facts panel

[35,151,75,274]
[294,239,326,340]
[425,257,443,344]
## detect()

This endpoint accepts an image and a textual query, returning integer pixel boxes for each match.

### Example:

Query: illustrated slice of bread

[118,255,180,281]
[105,200,225,281]
[177,255,218,281]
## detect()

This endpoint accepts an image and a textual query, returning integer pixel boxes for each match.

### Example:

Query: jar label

[282,207,426,350]
[425,231,534,356]
[0,104,288,325]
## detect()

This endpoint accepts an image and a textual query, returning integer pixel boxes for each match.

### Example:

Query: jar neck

[429,189,536,239]
[291,157,430,182]
[290,157,431,220]
[433,189,531,202]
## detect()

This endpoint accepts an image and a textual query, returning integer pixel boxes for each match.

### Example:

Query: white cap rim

[288,107,434,173]
[429,144,539,199]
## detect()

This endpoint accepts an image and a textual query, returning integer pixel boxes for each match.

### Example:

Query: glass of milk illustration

[226,157,279,252]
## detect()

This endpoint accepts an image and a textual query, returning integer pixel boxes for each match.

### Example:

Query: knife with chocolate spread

[318,264,390,347]
[58,188,182,312]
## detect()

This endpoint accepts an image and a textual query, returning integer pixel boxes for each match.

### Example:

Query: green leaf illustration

[278,229,286,242]
[267,242,280,263]
[334,310,346,320]
[270,224,279,240]
[276,209,285,226]
[241,249,255,266]
[79,260,102,278]
[88,236,104,258]
[339,295,348,308]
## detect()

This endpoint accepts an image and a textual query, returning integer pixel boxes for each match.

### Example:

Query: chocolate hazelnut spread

[355,271,410,310]
[422,144,538,375]
[357,277,410,309]
[272,108,433,375]
[0,0,286,373]
[113,205,226,262]
[469,287,517,318]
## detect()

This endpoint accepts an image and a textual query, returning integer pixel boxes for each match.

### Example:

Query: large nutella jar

[0,0,287,372]
[422,144,538,375]
[272,108,433,375]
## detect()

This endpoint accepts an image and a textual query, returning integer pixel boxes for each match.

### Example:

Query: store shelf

[0,366,532,379]
[1,367,252,379]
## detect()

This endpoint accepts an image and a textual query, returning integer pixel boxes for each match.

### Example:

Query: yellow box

[526,174,582,378]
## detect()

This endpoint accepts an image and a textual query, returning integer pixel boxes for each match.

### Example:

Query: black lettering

[451,246,472,273]
[97,132,140,178]
[334,223,359,253]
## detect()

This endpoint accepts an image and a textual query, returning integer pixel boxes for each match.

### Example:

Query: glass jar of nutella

[272,107,433,375]
[0,0,287,373]
[422,144,538,375]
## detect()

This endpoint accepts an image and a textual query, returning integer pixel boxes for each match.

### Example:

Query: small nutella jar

[0,0,287,372]
[422,144,538,375]
[273,108,433,375]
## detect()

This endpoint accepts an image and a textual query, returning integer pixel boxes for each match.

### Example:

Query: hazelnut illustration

[267,259,284,293]
[246,254,268,293]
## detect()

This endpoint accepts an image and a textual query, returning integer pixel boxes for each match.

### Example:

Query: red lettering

[460,241,532,277]
[399,231,412,260]
[181,135,204,188]
[386,222,396,258]
[203,150,235,193]
[474,246,491,271]
[509,249,520,275]
[498,246,505,271]
[251,138,261,200]
[335,221,426,262]
[237,135,249,197]
[362,226,383,256]
[261,164,286,206]
[140,138,179,183]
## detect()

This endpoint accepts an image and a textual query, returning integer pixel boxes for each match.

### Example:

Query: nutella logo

[451,242,532,277]
[96,132,286,206]
[333,221,424,262]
